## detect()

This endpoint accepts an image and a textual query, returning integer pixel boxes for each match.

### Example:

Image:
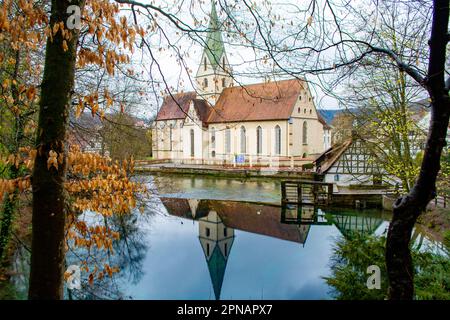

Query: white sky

[122,0,385,119]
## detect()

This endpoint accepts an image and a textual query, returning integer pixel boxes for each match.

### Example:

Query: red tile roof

[156,92,197,121]
[207,79,305,123]
[160,197,310,244]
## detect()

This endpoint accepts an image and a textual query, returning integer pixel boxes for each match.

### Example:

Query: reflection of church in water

[160,198,383,299]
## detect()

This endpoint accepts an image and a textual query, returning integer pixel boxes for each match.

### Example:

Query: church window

[224,227,228,237]
[169,124,173,151]
[298,107,300,113]
[240,126,246,154]
[304,108,306,113]
[257,126,263,154]
[275,125,281,155]
[203,78,208,88]
[310,109,312,114]
[206,227,210,237]
[302,121,308,145]
[223,57,226,70]
[211,127,216,148]
[222,78,226,88]
[299,95,302,101]
[206,243,210,256]
[225,128,231,154]
[212,151,216,158]
[224,243,228,257]
[204,57,207,70]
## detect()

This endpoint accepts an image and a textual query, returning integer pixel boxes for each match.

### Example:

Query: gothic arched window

[302,121,308,145]
[275,125,281,155]
[225,128,231,154]
[211,127,216,149]
[257,126,263,154]
[240,126,246,154]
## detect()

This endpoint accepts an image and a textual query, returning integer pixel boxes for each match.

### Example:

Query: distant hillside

[318,109,340,124]
[319,101,429,127]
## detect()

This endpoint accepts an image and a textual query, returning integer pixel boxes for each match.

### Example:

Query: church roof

[156,92,212,123]
[207,79,305,123]
[160,197,310,244]
[205,1,225,70]
[314,139,353,173]
[156,92,197,121]
[207,244,227,300]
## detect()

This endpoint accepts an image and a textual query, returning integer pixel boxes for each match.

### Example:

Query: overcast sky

[125,0,380,119]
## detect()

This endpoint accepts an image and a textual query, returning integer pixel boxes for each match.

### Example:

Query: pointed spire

[207,245,227,300]
[205,1,225,70]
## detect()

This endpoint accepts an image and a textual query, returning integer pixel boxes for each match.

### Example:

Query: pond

[66,175,400,300]
[11,175,443,300]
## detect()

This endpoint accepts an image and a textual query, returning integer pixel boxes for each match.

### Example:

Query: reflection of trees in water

[325,232,450,300]
[68,209,149,300]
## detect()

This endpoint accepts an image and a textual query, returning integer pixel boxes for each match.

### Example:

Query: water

[67,175,397,300]
[150,174,281,204]
[12,174,442,300]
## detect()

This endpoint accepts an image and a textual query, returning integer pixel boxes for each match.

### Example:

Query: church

[152,2,331,164]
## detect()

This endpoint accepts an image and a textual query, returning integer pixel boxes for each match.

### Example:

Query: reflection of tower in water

[198,210,235,300]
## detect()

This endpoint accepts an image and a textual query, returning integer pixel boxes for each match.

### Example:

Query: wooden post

[327,184,333,205]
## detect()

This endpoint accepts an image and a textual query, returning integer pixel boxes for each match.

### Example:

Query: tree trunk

[28,0,84,300]
[386,0,449,300]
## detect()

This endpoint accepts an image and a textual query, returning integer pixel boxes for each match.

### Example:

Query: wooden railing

[281,180,333,206]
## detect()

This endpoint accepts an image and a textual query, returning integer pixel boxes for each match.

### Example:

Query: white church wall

[207,120,290,160]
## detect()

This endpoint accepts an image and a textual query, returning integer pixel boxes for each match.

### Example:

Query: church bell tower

[195,1,233,105]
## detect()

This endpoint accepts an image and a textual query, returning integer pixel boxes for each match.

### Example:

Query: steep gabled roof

[192,99,212,123]
[207,79,304,123]
[204,1,225,69]
[155,92,197,121]
[314,139,353,173]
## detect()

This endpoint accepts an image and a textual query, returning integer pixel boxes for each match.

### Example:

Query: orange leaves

[0,177,31,195]
[47,150,59,170]
[25,86,36,101]
[0,0,48,50]
[62,40,68,52]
